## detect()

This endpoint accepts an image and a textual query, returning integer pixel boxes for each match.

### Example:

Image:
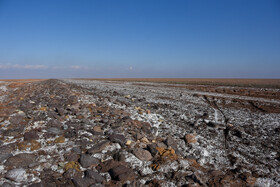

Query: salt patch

[0,86,7,92]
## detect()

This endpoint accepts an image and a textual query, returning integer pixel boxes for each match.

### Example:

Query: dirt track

[0,79,279,186]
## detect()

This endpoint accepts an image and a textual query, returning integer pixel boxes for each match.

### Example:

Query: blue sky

[0,0,279,79]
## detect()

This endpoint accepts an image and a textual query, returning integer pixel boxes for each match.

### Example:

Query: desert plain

[0,78,279,186]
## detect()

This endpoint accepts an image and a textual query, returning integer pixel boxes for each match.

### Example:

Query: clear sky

[0,0,279,79]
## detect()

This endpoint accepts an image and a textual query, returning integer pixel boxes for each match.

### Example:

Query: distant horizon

[1,0,280,79]
[1,77,280,80]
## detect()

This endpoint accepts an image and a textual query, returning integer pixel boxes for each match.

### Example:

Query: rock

[126,140,132,146]
[109,165,135,181]
[64,153,80,162]
[85,170,105,183]
[113,152,126,161]
[0,153,13,163]
[24,130,39,141]
[185,134,197,144]
[5,153,37,168]
[108,134,126,146]
[5,168,27,182]
[87,140,110,154]
[164,136,176,148]
[93,126,102,133]
[89,184,104,187]
[164,136,180,154]
[10,115,25,124]
[72,177,95,187]
[246,176,257,186]
[79,154,100,168]
[98,159,128,173]
[63,168,82,179]
[16,140,41,151]
[140,137,149,144]
[47,127,63,135]
[192,170,208,186]
[2,182,15,187]
[0,144,16,154]
[147,144,158,156]
[30,140,41,151]
[133,148,153,161]
[54,136,65,143]
[64,161,81,171]
[65,129,77,138]
[72,147,82,154]
[55,107,65,116]
[3,128,24,137]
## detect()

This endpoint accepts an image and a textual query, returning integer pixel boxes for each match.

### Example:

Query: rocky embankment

[0,79,279,186]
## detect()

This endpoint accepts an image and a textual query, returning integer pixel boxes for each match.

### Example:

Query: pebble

[85,170,105,183]
[63,168,82,179]
[47,127,63,135]
[108,133,126,146]
[5,168,26,182]
[5,153,37,168]
[72,177,95,187]
[109,165,135,181]
[79,154,100,168]
[185,134,197,144]
[87,140,110,154]
[133,148,153,161]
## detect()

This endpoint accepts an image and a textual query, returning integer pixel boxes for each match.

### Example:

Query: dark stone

[24,130,39,141]
[64,153,80,162]
[9,115,25,124]
[133,148,153,161]
[87,140,110,154]
[89,184,104,187]
[85,170,105,183]
[147,144,158,156]
[109,165,135,181]
[27,182,46,187]
[118,172,135,182]
[55,107,65,116]
[113,152,126,161]
[5,153,37,168]
[98,159,128,173]
[0,144,16,154]
[72,147,82,154]
[0,153,13,163]
[65,130,78,139]
[63,168,82,179]
[72,177,95,187]
[108,133,126,146]
[2,182,15,187]
[164,136,179,154]
[47,120,62,128]
[164,136,176,148]
[3,128,24,137]
[79,154,100,168]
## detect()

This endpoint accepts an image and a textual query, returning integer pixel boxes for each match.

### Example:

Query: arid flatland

[0,79,279,186]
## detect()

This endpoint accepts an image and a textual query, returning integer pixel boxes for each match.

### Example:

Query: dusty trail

[0,79,279,186]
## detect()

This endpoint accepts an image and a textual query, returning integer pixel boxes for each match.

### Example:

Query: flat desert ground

[0,78,279,186]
